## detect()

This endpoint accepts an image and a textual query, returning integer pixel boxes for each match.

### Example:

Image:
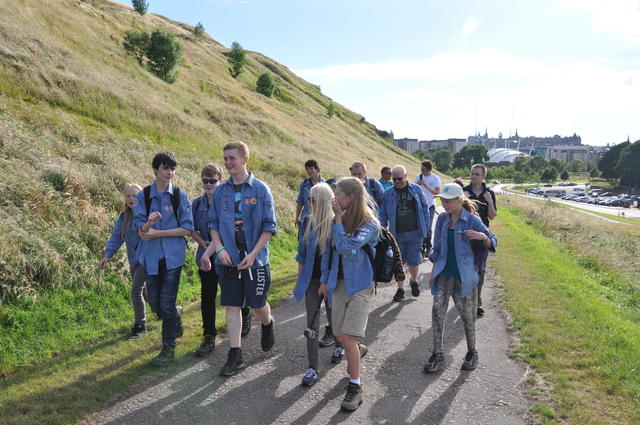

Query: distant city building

[488,148,527,163]
[394,137,466,153]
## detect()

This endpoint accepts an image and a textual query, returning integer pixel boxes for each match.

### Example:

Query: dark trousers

[146,260,181,348]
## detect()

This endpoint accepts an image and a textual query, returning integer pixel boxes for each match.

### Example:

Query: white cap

[437,183,464,199]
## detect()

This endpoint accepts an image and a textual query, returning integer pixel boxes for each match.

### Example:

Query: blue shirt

[379,182,430,239]
[296,176,326,221]
[323,220,379,296]
[192,193,212,268]
[429,209,497,297]
[442,229,461,279]
[364,177,385,208]
[294,218,332,303]
[133,182,194,275]
[209,173,277,267]
[103,212,141,269]
[379,178,393,190]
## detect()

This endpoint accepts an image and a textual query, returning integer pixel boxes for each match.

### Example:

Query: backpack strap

[171,185,181,222]
[143,185,152,220]
[368,178,376,195]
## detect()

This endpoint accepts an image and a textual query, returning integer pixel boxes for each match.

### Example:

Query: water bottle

[385,245,393,258]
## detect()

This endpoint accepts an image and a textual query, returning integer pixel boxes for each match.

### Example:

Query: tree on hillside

[452,144,488,169]
[414,147,453,172]
[616,140,640,188]
[598,141,630,180]
[132,0,149,15]
[256,73,276,97]
[560,169,570,181]
[193,22,205,40]
[146,29,182,83]
[568,159,584,172]
[228,42,246,78]
[327,102,335,118]
[123,30,149,64]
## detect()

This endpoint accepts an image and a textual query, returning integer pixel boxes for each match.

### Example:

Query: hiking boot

[150,345,175,367]
[341,382,363,412]
[301,368,319,386]
[331,346,345,364]
[241,310,252,337]
[477,307,485,317]
[392,288,405,302]
[175,306,184,339]
[195,334,215,357]
[410,280,420,297]
[129,322,148,340]
[461,350,479,371]
[423,352,445,373]
[219,348,245,376]
[358,343,368,359]
[319,325,335,347]
[261,319,275,352]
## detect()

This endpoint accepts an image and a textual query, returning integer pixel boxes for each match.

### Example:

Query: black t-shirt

[395,185,419,233]
[463,183,497,227]
[312,247,322,279]
[337,254,344,280]
[233,183,248,254]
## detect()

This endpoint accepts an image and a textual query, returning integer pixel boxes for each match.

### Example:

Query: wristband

[215,246,226,254]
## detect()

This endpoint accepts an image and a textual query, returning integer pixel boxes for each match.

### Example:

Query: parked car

[544,183,553,187]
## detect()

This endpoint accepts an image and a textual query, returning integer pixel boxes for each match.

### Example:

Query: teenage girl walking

[423,183,497,373]
[320,177,379,412]
[99,184,148,339]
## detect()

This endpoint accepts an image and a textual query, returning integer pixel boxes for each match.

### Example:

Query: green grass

[493,205,640,424]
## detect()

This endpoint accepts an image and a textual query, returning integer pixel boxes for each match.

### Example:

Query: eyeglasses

[392,177,405,181]
[202,178,219,184]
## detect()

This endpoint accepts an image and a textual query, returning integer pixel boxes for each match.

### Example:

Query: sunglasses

[392,177,405,181]
[202,178,219,184]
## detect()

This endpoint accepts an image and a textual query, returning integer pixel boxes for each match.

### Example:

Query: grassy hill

[0,0,419,373]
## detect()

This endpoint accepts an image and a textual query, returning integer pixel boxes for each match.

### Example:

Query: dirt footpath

[84,262,530,425]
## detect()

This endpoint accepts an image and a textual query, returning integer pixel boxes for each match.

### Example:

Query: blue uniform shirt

[209,173,277,267]
[103,212,141,269]
[429,209,497,297]
[133,182,194,276]
[364,177,385,208]
[294,218,332,303]
[296,176,326,222]
[379,182,430,239]
[192,193,213,268]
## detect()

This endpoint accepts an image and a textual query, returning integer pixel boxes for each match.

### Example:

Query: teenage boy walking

[200,141,277,377]
[380,165,431,302]
[413,160,441,256]
[134,152,194,366]
[349,161,384,208]
[463,163,497,316]
[295,159,325,229]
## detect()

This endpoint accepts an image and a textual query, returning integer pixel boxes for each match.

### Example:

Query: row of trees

[598,140,640,187]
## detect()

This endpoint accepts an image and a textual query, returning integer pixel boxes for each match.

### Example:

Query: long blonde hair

[336,177,379,235]
[122,183,142,238]
[304,183,334,252]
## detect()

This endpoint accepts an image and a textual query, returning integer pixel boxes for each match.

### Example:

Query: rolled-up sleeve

[177,191,194,232]
[261,186,277,234]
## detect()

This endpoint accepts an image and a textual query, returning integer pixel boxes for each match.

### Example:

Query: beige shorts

[331,280,373,338]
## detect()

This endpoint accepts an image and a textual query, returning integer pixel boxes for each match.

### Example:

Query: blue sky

[123,0,640,146]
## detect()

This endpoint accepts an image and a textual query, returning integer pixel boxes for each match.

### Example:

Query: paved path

[83,263,530,425]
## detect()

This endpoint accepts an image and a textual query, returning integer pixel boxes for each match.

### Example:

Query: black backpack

[363,227,396,285]
[143,185,181,220]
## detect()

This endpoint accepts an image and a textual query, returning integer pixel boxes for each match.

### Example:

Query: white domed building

[488,148,527,163]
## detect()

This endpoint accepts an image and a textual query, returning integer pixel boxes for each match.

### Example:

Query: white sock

[349,378,361,385]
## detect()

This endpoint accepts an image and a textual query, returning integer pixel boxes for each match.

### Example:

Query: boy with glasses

[462,164,497,316]
[380,165,431,302]
[191,164,252,357]
[413,160,441,257]
[135,152,194,366]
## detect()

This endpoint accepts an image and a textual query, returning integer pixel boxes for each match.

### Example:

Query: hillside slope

[0,0,418,370]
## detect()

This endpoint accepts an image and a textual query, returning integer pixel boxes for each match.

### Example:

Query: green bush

[256,73,275,97]
[145,29,182,83]
[327,102,335,118]
[123,30,149,64]
[193,22,205,40]
[131,0,148,15]
[227,41,246,78]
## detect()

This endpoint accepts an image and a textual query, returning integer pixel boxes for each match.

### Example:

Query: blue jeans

[146,259,182,347]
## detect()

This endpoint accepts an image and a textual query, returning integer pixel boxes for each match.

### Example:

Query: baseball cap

[437,183,464,199]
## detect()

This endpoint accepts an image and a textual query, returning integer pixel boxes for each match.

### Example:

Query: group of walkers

[99,142,497,412]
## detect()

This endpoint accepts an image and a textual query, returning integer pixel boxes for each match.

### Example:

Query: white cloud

[297,50,640,144]
[559,0,640,44]
[461,17,479,37]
